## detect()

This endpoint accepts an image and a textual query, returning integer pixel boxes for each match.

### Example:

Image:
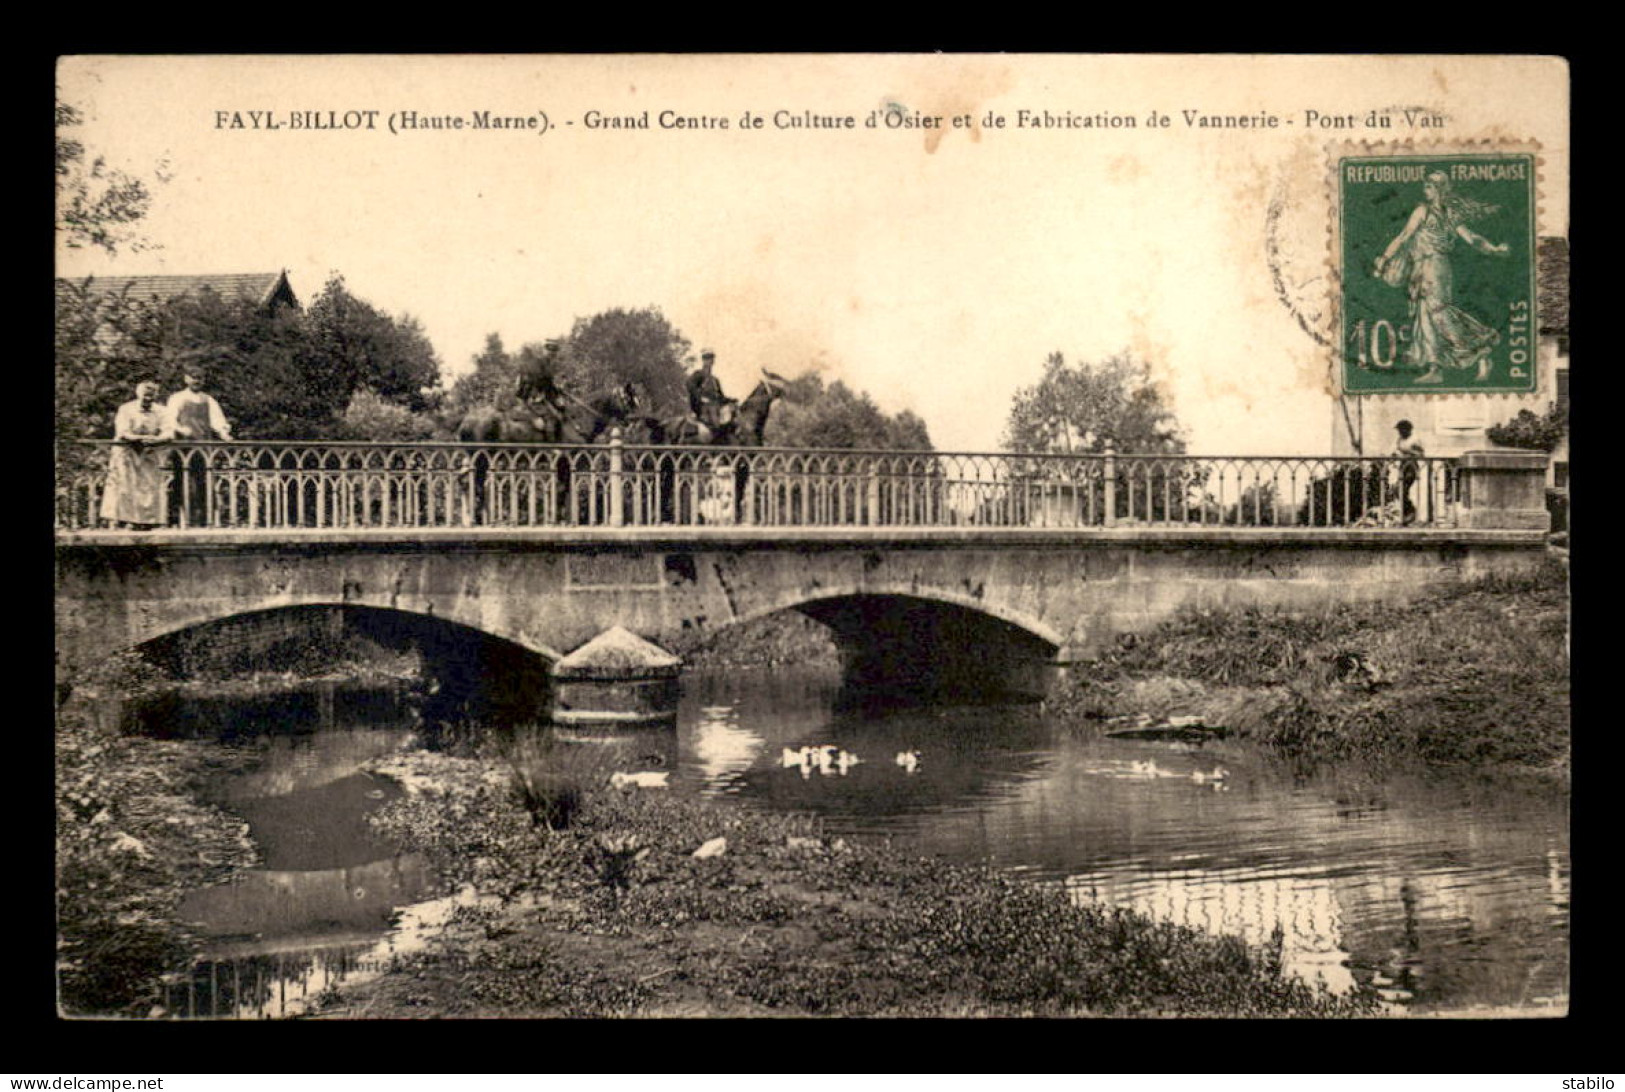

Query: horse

[710,370,789,447]
[455,395,575,525]
[576,382,645,443]
[455,399,571,444]
[637,411,719,446]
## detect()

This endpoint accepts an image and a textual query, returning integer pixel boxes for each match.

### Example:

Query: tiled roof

[56,271,297,309]
[1536,237,1569,335]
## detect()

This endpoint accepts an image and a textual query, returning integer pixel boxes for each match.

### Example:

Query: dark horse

[638,370,790,524]
[456,389,576,526]
[711,370,789,447]
[576,382,644,443]
[455,400,572,445]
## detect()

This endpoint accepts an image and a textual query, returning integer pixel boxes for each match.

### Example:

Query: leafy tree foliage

[56,96,166,256]
[304,275,441,413]
[764,373,934,450]
[1003,352,1185,455]
[56,275,442,442]
[337,387,442,441]
[159,287,328,440]
[1486,405,1567,452]
[444,334,521,420]
[557,307,693,417]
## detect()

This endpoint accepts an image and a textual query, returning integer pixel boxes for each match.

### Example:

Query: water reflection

[130,682,443,1019]
[671,666,1569,1014]
[126,667,1566,1017]
[691,706,764,790]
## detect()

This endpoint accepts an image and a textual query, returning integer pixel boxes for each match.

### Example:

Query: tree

[57,274,444,443]
[444,334,518,420]
[55,96,166,256]
[1003,351,1185,455]
[1486,405,1567,452]
[764,374,934,450]
[336,387,442,441]
[159,287,327,440]
[55,92,168,489]
[303,274,442,414]
[558,307,692,417]
[55,279,166,444]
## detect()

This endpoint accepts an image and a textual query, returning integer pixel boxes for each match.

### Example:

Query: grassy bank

[306,747,1378,1018]
[54,654,260,1016]
[1048,559,1570,776]
[53,634,422,1017]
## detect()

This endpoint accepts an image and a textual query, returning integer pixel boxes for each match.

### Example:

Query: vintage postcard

[54,55,1569,1023]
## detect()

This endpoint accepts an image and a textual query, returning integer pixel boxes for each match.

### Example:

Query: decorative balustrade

[55,438,1463,533]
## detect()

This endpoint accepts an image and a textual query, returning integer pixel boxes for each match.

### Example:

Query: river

[127,668,1568,1018]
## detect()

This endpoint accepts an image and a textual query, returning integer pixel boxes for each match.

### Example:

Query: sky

[55,55,1569,454]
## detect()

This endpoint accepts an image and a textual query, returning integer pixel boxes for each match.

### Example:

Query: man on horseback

[515,339,568,419]
[685,349,736,442]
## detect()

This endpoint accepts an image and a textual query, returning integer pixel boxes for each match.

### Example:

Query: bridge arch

[729,581,1067,654]
[130,603,556,723]
[723,586,1065,702]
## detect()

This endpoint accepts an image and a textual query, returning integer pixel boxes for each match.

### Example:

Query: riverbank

[53,639,422,1017]
[54,563,1565,1017]
[301,746,1378,1018]
[1052,559,1570,779]
[54,654,261,1015]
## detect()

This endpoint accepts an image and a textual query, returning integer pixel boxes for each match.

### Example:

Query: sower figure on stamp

[1393,419,1425,526]
[100,381,171,530]
[1373,171,1510,385]
[165,365,233,527]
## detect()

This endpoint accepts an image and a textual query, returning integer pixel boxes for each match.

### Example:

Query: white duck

[609,770,670,789]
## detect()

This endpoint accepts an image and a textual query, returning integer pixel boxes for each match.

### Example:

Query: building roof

[1537,237,1568,336]
[56,270,299,311]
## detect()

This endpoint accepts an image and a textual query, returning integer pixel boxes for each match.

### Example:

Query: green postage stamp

[1337,146,1539,395]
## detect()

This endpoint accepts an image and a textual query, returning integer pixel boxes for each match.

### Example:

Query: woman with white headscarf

[100,381,171,529]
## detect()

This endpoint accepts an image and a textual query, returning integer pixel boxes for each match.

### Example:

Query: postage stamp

[1335,144,1540,396]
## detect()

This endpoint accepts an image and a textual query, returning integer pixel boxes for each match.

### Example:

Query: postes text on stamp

[1338,149,1538,395]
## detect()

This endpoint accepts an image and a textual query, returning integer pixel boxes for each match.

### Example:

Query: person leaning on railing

[165,368,234,527]
[1393,419,1425,526]
[100,381,172,530]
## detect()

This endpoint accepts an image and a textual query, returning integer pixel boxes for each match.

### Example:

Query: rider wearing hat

[686,348,731,432]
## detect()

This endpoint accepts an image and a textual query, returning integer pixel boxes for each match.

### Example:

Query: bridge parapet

[56,438,1472,534]
[1457,450,1552,531]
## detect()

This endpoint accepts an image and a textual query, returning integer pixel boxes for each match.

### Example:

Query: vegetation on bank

[53,633,423,1017]
[54,654,260,1016]
[1049,560,1570,775]
[329,748,1376,1018]
[673,609,841,669]
[54,563,1565,1017]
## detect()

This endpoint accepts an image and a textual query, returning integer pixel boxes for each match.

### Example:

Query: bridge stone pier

[54,523,1551,701]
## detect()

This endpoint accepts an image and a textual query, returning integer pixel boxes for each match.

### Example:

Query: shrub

[1486,405,1566,452]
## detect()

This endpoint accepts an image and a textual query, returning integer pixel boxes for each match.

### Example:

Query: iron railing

[55,438,1460,532]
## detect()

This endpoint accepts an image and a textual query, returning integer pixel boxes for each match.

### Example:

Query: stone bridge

[55,441,1552,699]
[55,520,1550,700]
